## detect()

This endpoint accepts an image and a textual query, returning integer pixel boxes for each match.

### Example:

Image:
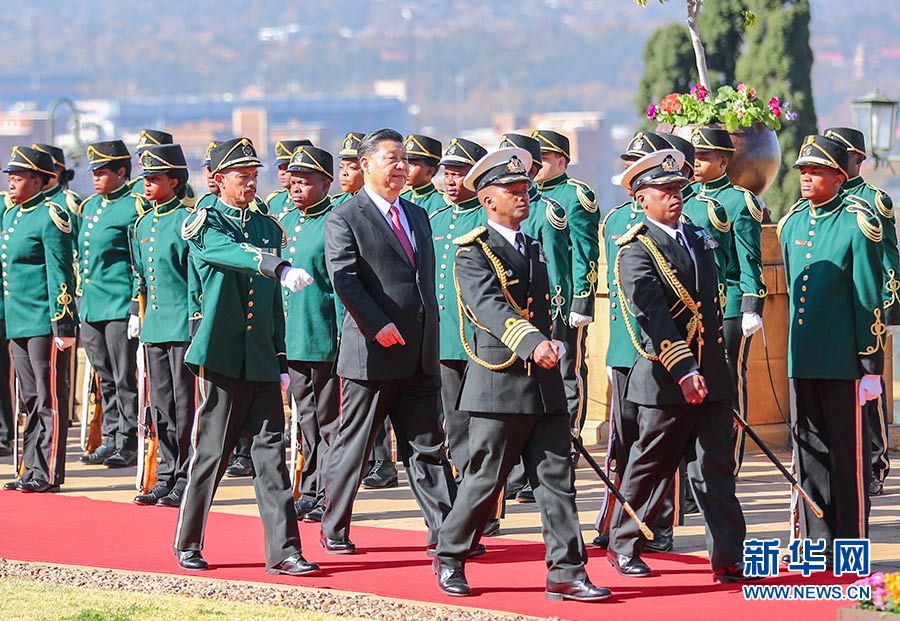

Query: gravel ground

[0,559,551,621]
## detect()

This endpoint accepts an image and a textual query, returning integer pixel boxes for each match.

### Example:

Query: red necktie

[389,203,416,264]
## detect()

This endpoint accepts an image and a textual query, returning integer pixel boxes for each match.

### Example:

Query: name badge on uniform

[696,230,718,250]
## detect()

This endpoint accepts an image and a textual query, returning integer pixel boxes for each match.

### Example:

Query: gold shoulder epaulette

[775,199,807,241]
[615,221,646,246]
[872,186,893,220]
[132,194,150,217]
[429,203,452,221]
[249,198,269,215]
[567,178,598,213]
[181,207,208,240]
[601,202,629,228]
[545,198,568,231]
[453,226,487,246]
[700,196,730,233]
[182,192,197,210]
[846,196,883,243]
[265,189,284,204]
[64,190,82,216]
[735,185,764,223]
[47,202,73,234]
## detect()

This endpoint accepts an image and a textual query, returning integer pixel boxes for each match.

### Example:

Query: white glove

[280,373,291,393]
[280,267,314,293]
[741,312,763,338]
[568,311,592,329]
[552,339,567,359]
[54,336,76,350]
[127,314,141,339]
[858,374,882,405]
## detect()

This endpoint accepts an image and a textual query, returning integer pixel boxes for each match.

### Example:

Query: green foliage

[635,24,697,122]
[736,0,817,217]
[697,0,748,85]
[648,84,789,131]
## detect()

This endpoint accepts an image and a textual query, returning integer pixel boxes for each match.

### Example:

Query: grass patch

[0,577,371,621]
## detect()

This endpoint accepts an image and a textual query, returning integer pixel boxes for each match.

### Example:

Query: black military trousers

[793,378,871,543]
[864,378,890,483]
[437,410,588,582]
[561,323,589,432]
[0,322,14,443]
[440,359,470,477]
[609,399,745,571]
[174,368,300,567]
[369,419,395,464]
[145,342,195,491]
[723,316,753,475]
[288,360,339,506]
[322,372,455,545]
[81,319,139,451]
[10,336,70,486]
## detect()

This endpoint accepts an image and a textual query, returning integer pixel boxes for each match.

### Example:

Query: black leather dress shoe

[645,526,674,553]
[3,479,23,491]
[682,497,699,515]
[590,533,609,548]
[79,445,115,465]
[0,440,12,457]
[869,478,884,496]
[104,449,137,468]
[433,559,470,597]
[504,480,526,500]
[516,484,536,503]
[225,455,254,477]
[267,553,320,576]
[608,552,652,577]
[320,534,356,554]
[361,460,398,489]
[156,488,184,508]
[20,480,60,493]
[546,579,613,602]
[134,485,171,505]
[303,505,324,523]
[177,550,208,571]
[294,498,316,520]
[482,519,501,538]
[713,562,759,583]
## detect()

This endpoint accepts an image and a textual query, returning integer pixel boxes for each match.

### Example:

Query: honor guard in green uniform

[497,132,570,505]
[130,130,198,208]
[609,149,750,583]
[401,134,447,215]
[129,144,198,508]
[174,137,319,576]
[281,145,342,523]
[196,141,220,210]
[779,135,885,549]
[0,146,77,492]
[330,131,365,206]
[533,129,601,434]
[77,140,149,468]
[824,126,896,495]
[691,127,767,474]
[32,143,82,230]
[433,147,611,602]
[429,137,487,491]
[265,140,313,217]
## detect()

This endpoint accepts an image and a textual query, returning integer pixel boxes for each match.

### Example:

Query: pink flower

[737,83,747,93]
[768,96,782,117]
[646,105,658,120]
[690,84,709,101]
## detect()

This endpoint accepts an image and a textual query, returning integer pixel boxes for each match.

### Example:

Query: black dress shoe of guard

[80,445,115,465]
[20,480,60,493]
[433,559,470,597]
[504,480,526,500]
[607,552,652,577]
[546,579,613,602]
[320,534,356,554]
[134,485,171,505]
[225,455,254,477]
[482,518,501,537]
[361,460,398,489]
[303,504,324,523]
[645,526,674,553]
[713,562,760,583]
[3,479,23,491]
[0,440,12,456]
[869,478,884,496]
[591,533,609,549]
[104,449,137,468]
[294,498,317,520]
[516,484,536,503]
[156,488,184,507]
[267,553,320,576]
[177,550,208,570]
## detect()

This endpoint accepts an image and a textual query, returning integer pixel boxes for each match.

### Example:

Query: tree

[697,0,747,86]
[635,24,697,121]
[736,0,817,216]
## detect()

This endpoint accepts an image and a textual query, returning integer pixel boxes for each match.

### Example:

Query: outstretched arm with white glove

[741,312,763,338]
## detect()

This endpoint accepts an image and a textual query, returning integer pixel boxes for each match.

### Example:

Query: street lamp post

[851,88,898,168]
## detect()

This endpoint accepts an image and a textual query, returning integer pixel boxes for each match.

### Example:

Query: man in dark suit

[322,128,456,554]
[432,148,610,602]
[607,149,750,583]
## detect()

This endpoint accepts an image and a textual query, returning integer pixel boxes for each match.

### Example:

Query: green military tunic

[43,184,82,234]
[0,192,76,338]
[329,191,355,207]
[538,172,601,317]
[521,184,571,326]
[778,194,885,379]
[182,198,288,382]
[130,178,197,208]
[431,196,485,361]
[600,201,643,368]
[131,196,199,344]
[842,176,900,325]
[264,188,292,218]
[77,184,150,322]
[699,175,766,317]
[279,197,342,362]
[681,182,732,282]
[401,182,449,216]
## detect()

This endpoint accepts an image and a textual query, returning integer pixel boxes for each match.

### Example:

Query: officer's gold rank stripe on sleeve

[658,339,693,372]
[501,317,539,352]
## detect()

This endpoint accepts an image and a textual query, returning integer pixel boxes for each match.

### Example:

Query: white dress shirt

[487,219,524,251]
[364,184,416,250]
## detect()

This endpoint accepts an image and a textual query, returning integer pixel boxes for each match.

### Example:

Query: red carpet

[0,493,856,620]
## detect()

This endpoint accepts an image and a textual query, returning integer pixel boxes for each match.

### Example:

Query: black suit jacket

[454,226,567,415]
[617,220,733,406]
[325,189,440,380]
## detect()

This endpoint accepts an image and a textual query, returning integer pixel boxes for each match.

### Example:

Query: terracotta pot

[666,123,781,196]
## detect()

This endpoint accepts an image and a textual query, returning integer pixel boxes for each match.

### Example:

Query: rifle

[134,294,158,493]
